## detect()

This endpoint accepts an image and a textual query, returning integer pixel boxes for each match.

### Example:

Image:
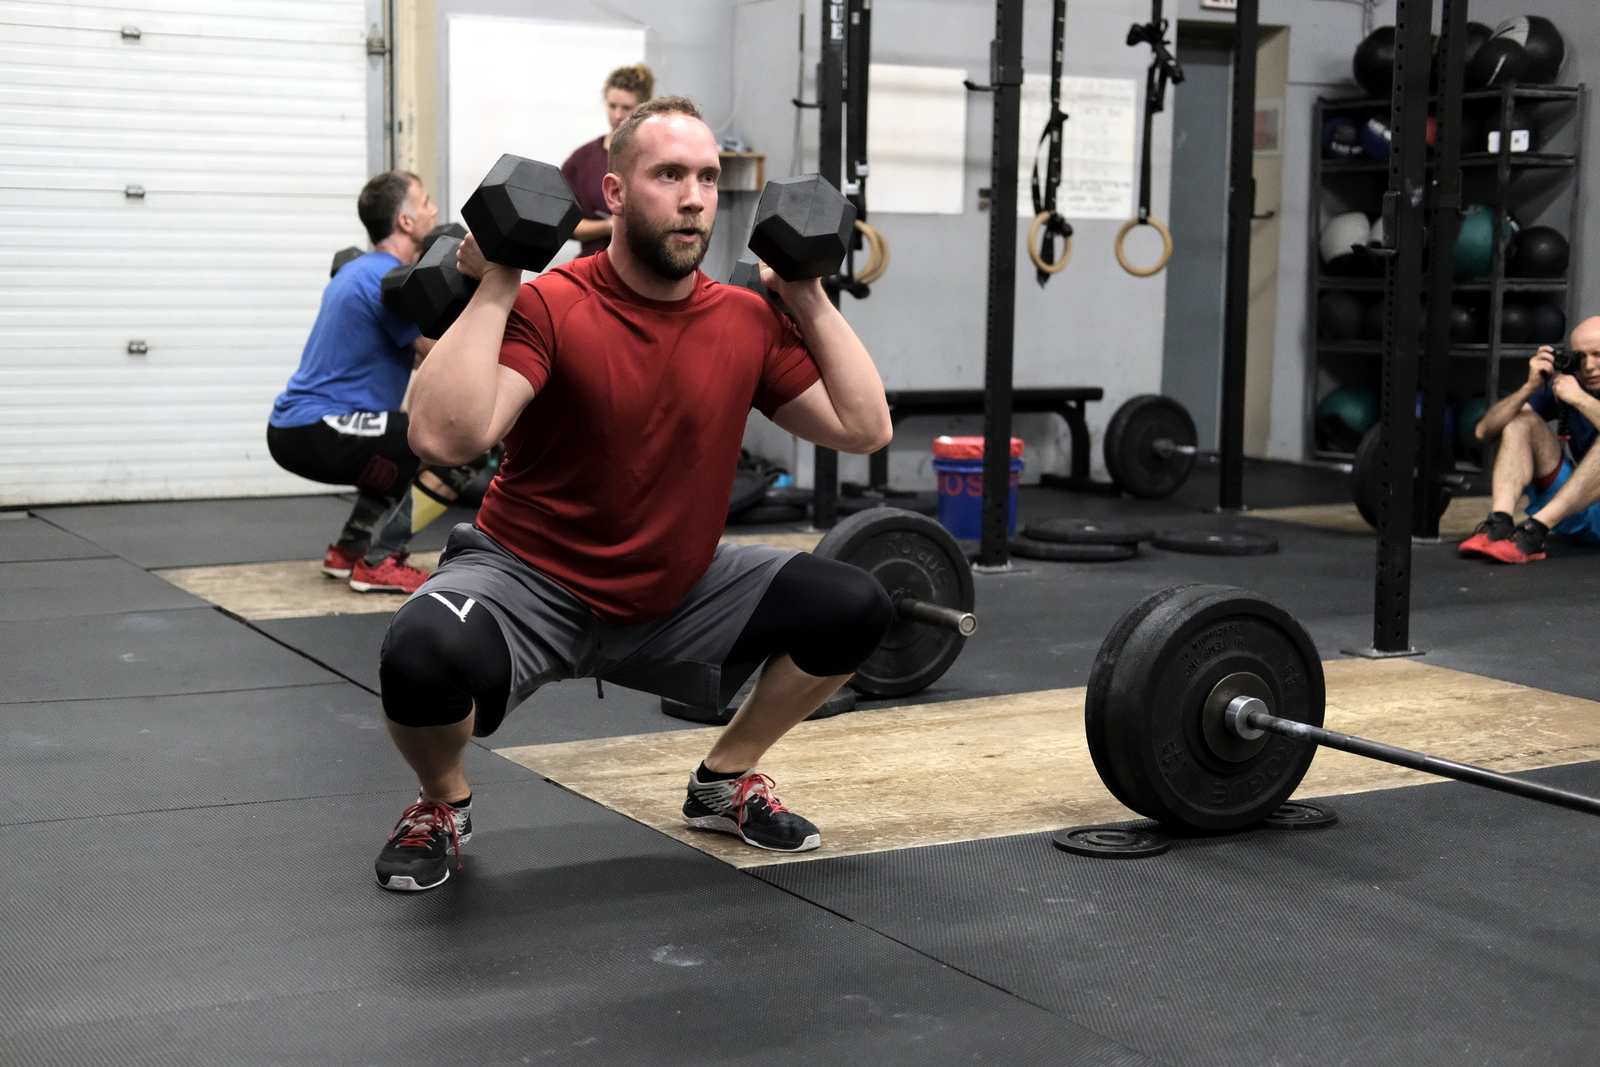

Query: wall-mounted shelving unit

[1306,83,1586,466]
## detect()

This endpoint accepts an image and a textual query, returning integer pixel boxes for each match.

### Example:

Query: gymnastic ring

[854,220,890,285]
[1114,217,1174,278]
[1027,211,1072,275]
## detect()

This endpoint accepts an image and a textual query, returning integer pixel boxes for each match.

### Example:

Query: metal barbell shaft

[1151,438,1198,459]
[896,596,977,637]
[1232,698,1600,818]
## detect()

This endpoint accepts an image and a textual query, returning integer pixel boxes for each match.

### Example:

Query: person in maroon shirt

[561,63,653,257]
[369,96,895,892]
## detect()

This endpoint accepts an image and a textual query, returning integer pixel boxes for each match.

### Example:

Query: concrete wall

[733,0,1175,489]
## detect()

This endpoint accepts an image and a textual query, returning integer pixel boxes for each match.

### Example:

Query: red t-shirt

[560,137,611,257]
[475,252,820,624]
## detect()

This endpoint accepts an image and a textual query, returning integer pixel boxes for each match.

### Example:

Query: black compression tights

[380,553,894,731]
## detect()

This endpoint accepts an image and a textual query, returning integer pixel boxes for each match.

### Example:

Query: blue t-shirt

[269,252,422,428]
[1528,380,1598,461]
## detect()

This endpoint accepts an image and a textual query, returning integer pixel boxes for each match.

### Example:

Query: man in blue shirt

[268,170,480,593]
[1462,315,1600,563]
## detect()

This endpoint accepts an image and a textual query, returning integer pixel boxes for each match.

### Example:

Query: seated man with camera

[1462,315,1600,563]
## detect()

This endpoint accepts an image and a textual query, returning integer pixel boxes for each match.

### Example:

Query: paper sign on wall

[866,64,969,215]
[1017,75,1137,220]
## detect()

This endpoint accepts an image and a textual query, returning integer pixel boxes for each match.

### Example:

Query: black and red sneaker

[375,798,472,892]
[1484,518,1549,564]
[683,770,820,852]
[1458,511,1514,558]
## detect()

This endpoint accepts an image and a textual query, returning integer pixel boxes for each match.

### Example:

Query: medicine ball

[1360,116,1392,161]
[1458,394,1489,453]
[1494,16,1564,84]
[1529,304,1567,346]
[1321,211,1374,275]
[1448,299,1481,344]
[1362,299,1387,341]
[1509,226,1569,278]
[1322,115,1366,159]
[1465,36,1528,90]
[1454,205,1514,280]
[1501,300,1532,343]
[1463,22,1493,64]
[1316,385,1380,452]
[1352,27,1396,97]
[1318,290,1366,342]
[1481,105,1539,154]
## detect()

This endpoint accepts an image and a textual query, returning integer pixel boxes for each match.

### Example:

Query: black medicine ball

[1318,290,1366,342]
[1362,300,1387,342]
[1463,22,1493,64]
[1529,304,1567,346]
[1500,300,1532,343]
[1466,37,1529,90]
[1448,300,1481,344]
[1352,27,1396,98]
[1476,104,1539,154]
[1322,115,1364,159]
[1509,227,1570,278]
[1494,16,1565,84]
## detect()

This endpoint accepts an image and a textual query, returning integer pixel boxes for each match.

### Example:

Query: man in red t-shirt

[370,96,895,891]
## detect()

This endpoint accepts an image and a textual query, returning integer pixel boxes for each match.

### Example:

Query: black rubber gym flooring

[5,467,1596,1064]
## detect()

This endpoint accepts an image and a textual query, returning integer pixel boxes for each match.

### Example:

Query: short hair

[607,96,705,177]
[605,63,655,102]
[357,170,421,244]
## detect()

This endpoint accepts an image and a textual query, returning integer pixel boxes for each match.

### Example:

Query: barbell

[1103,394,1199,500]
[1067,583,1600,853]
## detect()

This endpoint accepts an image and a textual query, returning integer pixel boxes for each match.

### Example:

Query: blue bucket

[933,456,1023,539]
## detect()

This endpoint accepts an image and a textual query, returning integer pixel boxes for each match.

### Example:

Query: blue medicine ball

[1360,116,1392,161]
[1323,115,1366,159]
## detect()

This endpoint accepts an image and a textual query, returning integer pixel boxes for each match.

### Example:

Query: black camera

[1550,347,1582,376]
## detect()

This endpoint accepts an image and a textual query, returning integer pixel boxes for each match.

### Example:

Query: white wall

[733,0,1174,489]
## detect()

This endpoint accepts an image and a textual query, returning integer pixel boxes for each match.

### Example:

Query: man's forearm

[1477,382,1540,440]
[784,289,891,452]
[408,269,521,464]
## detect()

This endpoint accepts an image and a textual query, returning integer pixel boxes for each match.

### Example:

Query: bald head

[607,95,714,180]
[1572,316,1600,355]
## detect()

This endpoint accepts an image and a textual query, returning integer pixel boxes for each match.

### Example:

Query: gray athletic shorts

[412,524,798,713]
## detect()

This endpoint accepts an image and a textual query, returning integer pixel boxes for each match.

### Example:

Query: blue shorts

[1525,459,1600,546]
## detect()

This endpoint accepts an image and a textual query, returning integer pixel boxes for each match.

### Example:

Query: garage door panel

[0,0,368,504]
[0,1,364,46]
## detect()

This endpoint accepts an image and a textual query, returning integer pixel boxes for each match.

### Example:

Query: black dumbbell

[383,157,582,338]
[746,174,856,281]
[330,246,363,278]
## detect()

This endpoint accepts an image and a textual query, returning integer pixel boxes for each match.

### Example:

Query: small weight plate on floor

[662,686,856,726]
[1151,531,1279,556]
[1262,800,1339,830]
[1008,536,1137,562]
[813,508,974,698]
[1022,518,1155,545]
[1084,584,1326,833]
[1052,825,1171,858]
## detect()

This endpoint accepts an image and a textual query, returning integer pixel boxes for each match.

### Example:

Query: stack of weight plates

[1008,518,1154,562]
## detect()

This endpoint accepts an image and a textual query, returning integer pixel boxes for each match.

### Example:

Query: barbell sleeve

[896,596,977,637]
[1239,701,1600,818]
[1151,438,1198,459]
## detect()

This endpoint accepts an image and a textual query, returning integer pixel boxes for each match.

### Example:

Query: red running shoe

[349,551,429,593]
[1483,519,1548,564]
[321,542,363,579]
[1458,511,1514,559]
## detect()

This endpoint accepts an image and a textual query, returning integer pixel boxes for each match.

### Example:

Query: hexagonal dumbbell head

[420,222,467,259]
[380,262,413,319]
[394,236,480,339]
[331,246,363,278]
[725,253,771,299]
[460,154,582,272]
[747,174,857,282]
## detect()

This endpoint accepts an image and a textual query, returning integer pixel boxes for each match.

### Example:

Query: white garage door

[0,0,370,506]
